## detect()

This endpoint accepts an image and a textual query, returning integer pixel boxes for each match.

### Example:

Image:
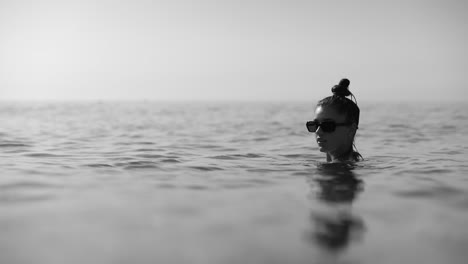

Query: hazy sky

[0,0,467,101]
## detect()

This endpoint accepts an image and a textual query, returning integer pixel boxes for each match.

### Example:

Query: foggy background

[0,0,466,102]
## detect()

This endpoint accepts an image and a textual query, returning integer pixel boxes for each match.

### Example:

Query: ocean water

[1,101,468,264]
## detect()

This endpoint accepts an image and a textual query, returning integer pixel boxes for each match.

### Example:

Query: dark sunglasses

[306,120,352,133]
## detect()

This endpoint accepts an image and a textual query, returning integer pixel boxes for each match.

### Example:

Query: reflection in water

[305,163,366,252]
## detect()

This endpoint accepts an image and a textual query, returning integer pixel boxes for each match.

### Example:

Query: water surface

[1,101,468,264]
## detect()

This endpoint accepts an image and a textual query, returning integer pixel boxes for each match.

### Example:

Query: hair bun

[331,78,351,97]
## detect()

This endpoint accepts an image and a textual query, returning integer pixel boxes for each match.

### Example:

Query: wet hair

[317,78,362,160]
[317,78,360,127]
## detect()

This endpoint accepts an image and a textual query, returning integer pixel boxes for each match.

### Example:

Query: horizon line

[0,98,466,104]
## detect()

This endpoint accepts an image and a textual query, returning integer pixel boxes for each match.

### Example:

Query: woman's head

[318,79,360,127]
[307,79,361,161]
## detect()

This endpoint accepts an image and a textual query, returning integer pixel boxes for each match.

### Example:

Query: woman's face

[313,106,355,155]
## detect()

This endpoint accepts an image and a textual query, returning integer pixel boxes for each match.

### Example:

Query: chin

[318,146,327,152]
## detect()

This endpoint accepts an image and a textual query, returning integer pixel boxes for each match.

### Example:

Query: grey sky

[0,0,467,101]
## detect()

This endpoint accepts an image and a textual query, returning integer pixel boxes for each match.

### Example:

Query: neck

[327,147,354,162]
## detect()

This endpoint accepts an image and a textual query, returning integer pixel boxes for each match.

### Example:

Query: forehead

[314,106,347,122]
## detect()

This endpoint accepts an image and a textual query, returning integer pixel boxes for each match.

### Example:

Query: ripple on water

[210,155,238,160]
[188,166,224,171]
[134,148,161,152]
[85,163,114,168]
[0,181,59,204]
[235,153,264,158]
[394,184,466,202]
[115,141,155,146]
[430,150,463,155]
[161,158,181,163]
[395,167,455,175]
[0,194,54,204]
[23,153,68,158]
[135,153,166,159]
[115,160,159,170]
[220,182,255,189]
[135,141,156,145]
[155,183,177,189]
[0,142,32,148]
[0,140,32,154]
[0,181,60,190]
[185,184,211,190]
[280,154,310,159]
[210,153,263,160]
[246,168,284,173]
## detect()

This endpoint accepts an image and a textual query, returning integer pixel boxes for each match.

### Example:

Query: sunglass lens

[306,122,318,132]
[321,122,336,132]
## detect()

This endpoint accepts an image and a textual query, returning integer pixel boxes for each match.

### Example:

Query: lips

[317,138,327,144]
